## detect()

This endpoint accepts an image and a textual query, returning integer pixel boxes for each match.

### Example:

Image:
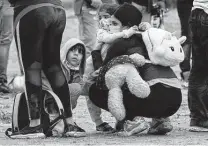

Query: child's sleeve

[81,56,95,96]
[97,29,125,44]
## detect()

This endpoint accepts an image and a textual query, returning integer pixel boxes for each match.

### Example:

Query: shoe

[96,122,115,133]
[118,117,149,136]
[10,125,45,139]
[148,118,173,135]
[0,81,10,93]
[189,119,208,132]
[115,120,126,132]
[64,123,86,137]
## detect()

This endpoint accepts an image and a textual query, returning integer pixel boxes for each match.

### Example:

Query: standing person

[177,0,193,87]
[0,0,13,93]
[10,0,85,139]
[188,0,208,130]
[73,0,104,57]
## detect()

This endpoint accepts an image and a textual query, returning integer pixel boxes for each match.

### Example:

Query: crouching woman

[88,38,182,136]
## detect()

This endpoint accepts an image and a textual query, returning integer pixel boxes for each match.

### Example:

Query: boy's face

[98,12,111,30]
[151,15,160,28]
[98,12,111,20]
[108,16,123,33]
[66,45,84,67]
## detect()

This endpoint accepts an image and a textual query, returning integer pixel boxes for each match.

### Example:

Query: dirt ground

[0,8,208,145]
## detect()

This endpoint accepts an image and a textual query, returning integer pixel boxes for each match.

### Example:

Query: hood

[60,38,86,75]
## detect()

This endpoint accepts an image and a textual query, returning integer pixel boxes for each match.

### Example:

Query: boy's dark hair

[98,3,120,16]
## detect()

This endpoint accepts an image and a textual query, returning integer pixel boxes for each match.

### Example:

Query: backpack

[5,89,66,138]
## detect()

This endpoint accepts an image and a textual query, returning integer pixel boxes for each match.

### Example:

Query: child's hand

[139,22,152,31]
[123,25,138,38]
[88,68,100,81]
[91,69,100,78]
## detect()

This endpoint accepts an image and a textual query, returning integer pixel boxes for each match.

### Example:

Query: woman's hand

[123,25,138,38]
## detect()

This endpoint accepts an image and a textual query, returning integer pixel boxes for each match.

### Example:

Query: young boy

[10,0,85,138]
[188,0,208,131]
[60,38,114,132]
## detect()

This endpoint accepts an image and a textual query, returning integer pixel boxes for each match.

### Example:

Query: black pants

[14,5,72,120]
[89,83,182,120]
[188,9,208,121]
[177,0,192,73]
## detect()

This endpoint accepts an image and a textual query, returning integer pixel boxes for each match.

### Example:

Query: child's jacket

[60,38,86,86]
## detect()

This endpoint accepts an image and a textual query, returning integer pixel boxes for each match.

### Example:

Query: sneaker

[189,119,208,132]
[115,120,126,132]
[118,117,149,136]
[64,123,86,137]
[10,125,45,139]
[0,81,10,93]
[96,122,115,133]
[148,118,173,135]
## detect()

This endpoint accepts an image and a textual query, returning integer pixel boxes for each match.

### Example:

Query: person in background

[0,0,13,93]
[177,0,193,87]
[188,0,208,131]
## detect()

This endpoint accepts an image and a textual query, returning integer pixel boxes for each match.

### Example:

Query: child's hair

[98,3,120,16]
[70,44,85,55]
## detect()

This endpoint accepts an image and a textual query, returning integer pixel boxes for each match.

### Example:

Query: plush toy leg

[108,88,126,121]
[126,67,150,98]
[105,65,129,88]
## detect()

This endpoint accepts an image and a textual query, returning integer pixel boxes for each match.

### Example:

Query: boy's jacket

[60,38,86,85]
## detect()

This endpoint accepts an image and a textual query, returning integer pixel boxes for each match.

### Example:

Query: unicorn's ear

[178,36,187,44]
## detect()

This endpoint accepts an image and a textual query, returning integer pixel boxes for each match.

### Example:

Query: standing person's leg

[13,7,48,138]
[78,9,98,58]
[42,7,85,137]
[188,9,208,130]
[177,0,192,85]
[0,2,13,93]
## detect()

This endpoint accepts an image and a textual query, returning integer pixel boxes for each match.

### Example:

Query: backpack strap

[43,90,66,137]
